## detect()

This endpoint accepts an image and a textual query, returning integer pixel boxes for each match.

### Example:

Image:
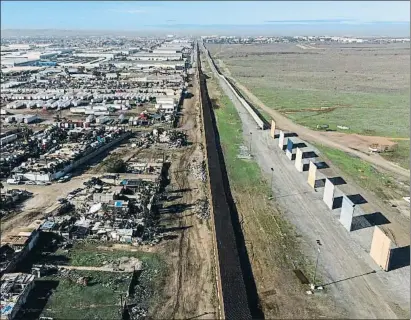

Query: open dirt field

[208,42,410,170]
[148,75,218,319]
[202,46,410,319]
[1,176,89,238]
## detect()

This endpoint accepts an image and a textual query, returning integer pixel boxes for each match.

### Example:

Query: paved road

[202,45,410,319]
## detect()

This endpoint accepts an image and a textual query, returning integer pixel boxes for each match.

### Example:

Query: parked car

[25,181,36,185]
[58,177,68,183]
[7,179,19,185]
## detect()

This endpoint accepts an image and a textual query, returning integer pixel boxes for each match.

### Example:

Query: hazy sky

[1,1,410,30]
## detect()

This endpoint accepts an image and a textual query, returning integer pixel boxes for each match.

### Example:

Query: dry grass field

[208,43,410,169]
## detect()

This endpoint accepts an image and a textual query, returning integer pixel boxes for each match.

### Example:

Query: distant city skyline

[1,1,410,37]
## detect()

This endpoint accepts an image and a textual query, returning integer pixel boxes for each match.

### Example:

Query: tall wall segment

[196,42,255,320]
[202,43,268,130]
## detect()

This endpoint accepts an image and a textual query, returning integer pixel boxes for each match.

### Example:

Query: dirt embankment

[149,75,218,319]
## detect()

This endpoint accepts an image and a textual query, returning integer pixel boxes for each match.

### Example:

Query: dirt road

[149,73,218,319]
[213,55,410,179]
[207,51,410,318]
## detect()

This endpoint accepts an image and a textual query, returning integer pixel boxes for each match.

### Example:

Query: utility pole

[119,293,124,318]
[311,239,323,291]
[270,167,274,193]
[249,131,253,154]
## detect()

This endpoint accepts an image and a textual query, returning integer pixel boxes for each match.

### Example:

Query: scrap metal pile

[134,129,188,149]
[40,175,166,245]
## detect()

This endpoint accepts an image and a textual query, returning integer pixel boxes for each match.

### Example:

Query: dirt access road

[205,50,410,318]
[149,72,218,319]
[214,56,410,179]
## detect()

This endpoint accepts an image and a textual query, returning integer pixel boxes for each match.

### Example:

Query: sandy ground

[148,74,218,319]
[204,48,410,319]
[215,57,410,179]
[1,176,88,238]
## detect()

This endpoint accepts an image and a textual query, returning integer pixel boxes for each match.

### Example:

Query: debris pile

[167,130,188,148]
[0,189,33,216]
[194,198,210,220]
[189,160,207,182]
[237,145,252,159]
[130,306,148,319]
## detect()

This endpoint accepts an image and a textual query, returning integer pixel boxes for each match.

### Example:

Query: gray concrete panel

[323,178,335,210]
[295,148,303,172]
[340,195,355,231]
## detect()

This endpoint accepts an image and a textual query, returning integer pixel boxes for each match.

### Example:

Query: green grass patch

[247,86,409,138]
[216,50,410,140]
[33,242,166,319]
[314,143,406,199]
[41,270,130,320]
[380,140,410,170]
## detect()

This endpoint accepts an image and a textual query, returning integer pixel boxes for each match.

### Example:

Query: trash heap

[154,129,188,148]
[193,198,210,220]
[167,130,188,148]
[130,306,148,320]
[132,129,188,149]
[189,160,207,182]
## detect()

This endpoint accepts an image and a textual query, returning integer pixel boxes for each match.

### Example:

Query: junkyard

[1,36,218,320]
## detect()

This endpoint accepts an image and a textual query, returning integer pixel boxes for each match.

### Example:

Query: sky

[1,1,410,35]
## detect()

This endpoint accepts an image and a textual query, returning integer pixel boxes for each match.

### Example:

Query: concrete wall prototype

[278,130,287,149]
[286,139,294,160]
[307,161,317,188]
[295,148,304,172]
[219,75,265,129]
[370,226,392,271]
[323,178,336,210]
[270,120,276,138]
[340,195,355,231]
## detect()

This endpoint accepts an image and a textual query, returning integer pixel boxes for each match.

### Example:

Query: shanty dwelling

[0,273,35,320]
[1,227,40,276]
[155,103,175,114]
